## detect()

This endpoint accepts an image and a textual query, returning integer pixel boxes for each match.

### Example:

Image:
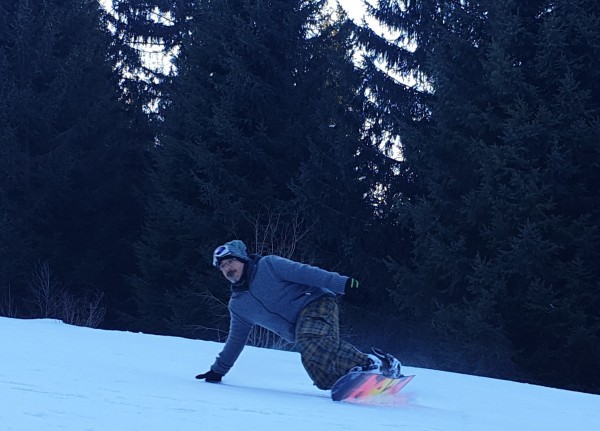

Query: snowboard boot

[348,348,403,378]
[371,347,403,378]
[349,354,384,375]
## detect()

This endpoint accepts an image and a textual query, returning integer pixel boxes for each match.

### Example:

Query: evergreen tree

[133,1,369,337]
[338,0,438,355]
[362,0,600,393]
[0,0,148,327]
[106,0,190,116]
[288,10,404,348]
[273,10,360,261]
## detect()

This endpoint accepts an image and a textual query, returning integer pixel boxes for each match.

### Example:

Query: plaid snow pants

[295,295,369,390]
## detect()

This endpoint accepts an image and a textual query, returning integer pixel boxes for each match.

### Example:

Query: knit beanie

[212,240,250,267]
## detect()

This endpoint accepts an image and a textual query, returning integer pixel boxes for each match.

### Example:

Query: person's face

[218,257,245,283]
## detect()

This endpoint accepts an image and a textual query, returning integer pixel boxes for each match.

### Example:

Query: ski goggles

[212,245,232,267]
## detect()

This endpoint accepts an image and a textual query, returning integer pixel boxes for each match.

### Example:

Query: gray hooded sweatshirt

[211,255,348,375]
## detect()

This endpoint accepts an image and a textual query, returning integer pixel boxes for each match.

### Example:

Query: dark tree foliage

[360,0,600,393]
[283,16,361,259]
[133,1,372,337]
[342,0,439,357]
[288,11,409,349]
[0,0,148,327]
[106,0,194,117]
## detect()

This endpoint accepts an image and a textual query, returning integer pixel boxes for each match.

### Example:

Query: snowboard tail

[331,372,414,402]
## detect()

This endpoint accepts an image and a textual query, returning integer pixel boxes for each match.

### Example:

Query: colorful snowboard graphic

[331,372,415,403]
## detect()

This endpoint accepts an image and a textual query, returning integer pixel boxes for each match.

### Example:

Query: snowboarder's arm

[265,255,348,294]
[211,312,253,376]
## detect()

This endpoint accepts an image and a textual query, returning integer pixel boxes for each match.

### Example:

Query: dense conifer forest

[1,0,598,394]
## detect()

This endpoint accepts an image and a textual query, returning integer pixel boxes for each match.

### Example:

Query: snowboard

[330,372,415,403]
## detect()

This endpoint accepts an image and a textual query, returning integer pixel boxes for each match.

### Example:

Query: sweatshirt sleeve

[211,310,253,375]
[265,255,348,294]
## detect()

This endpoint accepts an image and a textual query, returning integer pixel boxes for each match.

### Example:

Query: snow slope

[1,317,598,431]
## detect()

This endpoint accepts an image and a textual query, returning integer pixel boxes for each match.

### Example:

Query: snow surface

[1,317,599,431]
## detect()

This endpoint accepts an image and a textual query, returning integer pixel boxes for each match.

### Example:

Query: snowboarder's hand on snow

[195,370,223,383]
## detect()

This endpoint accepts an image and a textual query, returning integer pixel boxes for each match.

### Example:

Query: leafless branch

[27,261,105,328]
[0,284,18,317]
[243,205,315,259]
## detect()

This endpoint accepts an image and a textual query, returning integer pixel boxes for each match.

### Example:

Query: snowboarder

[195,239,402,390]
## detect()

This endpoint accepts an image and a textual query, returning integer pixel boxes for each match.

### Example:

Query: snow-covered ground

[1,317,598,430]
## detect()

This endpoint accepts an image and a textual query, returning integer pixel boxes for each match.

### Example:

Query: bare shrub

[247,326,292,351]
[28,261,62,318]
[244,206,315,259]
[0,284,18,317]
[59,290,106,328]
[27,261,105,328]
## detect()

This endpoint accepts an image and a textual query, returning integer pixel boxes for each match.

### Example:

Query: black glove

[195,369,223,383]
[345,278,359,290]
[343,277,363,304]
